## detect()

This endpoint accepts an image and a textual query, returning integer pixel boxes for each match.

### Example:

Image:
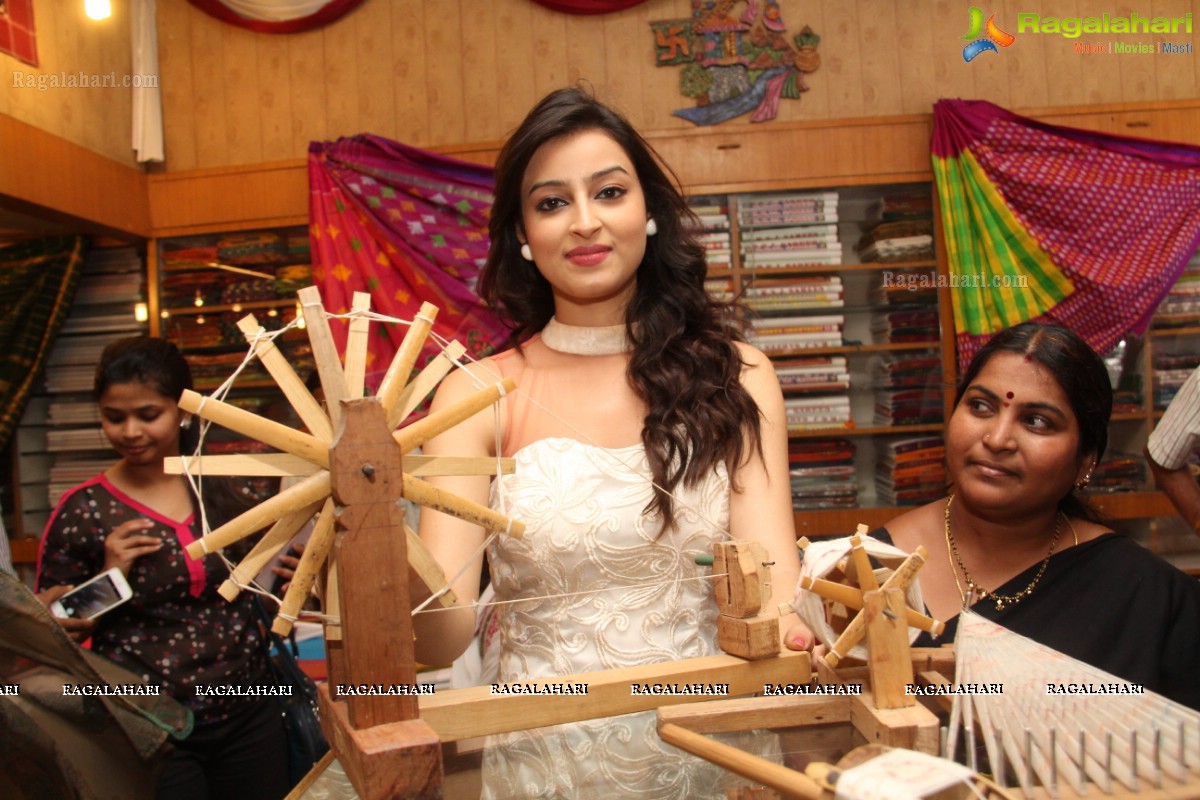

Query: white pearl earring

[520,243,533,261]
[645,218,658,237]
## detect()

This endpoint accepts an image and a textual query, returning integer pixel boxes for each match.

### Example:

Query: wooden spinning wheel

[165,286,526,796]
[792,525,944,708]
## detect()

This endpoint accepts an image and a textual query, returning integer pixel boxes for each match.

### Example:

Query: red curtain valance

[186,0,365,34]
[528,0,649,14]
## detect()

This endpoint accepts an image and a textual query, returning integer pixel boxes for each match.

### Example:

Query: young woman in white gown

[415,88,804,799]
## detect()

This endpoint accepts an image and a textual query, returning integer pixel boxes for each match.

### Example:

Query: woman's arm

[729,343,804,647]
[412,363,504,666]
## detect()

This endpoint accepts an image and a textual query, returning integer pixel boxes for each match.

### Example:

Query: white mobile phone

[48,567,133,620]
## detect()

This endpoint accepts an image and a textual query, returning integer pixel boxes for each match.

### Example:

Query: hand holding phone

[48,567,133,621]
[37,585,98,642]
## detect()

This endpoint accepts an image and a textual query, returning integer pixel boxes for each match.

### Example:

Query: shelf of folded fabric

[1150,351,1200,410]
[689,195,733,273]
[1150,252,1200,331]
[788,437,859,511]
[11,245,148,543]
[874,435,946,507]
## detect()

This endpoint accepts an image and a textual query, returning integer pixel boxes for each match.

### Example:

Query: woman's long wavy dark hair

[481,87,763,528]
[954,321,1112,523]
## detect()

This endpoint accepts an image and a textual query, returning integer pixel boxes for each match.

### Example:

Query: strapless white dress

[481,437,775,799]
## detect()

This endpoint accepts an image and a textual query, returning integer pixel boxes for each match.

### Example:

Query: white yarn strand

[181,306,741,620]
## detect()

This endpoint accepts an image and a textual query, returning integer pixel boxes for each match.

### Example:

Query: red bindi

[1006,391,1014,399]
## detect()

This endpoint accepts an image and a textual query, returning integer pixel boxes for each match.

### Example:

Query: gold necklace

[943,494,1074,611]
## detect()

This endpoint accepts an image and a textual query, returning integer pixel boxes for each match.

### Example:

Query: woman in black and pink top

[36,336,289,800]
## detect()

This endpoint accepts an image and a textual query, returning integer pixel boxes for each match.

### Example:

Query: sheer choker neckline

[540,317,632,356]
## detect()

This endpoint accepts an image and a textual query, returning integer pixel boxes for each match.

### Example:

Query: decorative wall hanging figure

[651,1,819,126]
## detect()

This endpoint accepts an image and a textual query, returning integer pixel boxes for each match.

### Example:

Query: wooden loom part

[661,528,1200,799]
[185,289,844,798]
[653,524,949,797]
[165,452,515,479]
[175,288,527,799]
[297,285,350,432]
[713,540,782,661]
[237,313,332,442]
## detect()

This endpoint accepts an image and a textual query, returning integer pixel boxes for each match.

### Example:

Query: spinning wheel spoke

[237,313,332,441]
[178,390,331,467]
[217,497,325,601]
[170,286,522,639]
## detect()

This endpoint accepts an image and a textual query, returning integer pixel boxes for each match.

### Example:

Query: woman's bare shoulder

[432,354,508,404]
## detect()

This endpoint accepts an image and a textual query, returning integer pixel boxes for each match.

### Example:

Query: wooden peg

[185,471,331,559]
[217,497,323,601]
[178,390,330,469]
[391,340,466,428]
[401,474,524,539]
[298,285,350,431]
[712,541,779,660]
[238,313,332,442]
[343,291,372,399]
[272,497,337,637]
[377,301,437,429]
[863,587,915,708]
[394,377,517,453]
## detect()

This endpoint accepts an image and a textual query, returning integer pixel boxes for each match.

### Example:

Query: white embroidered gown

[479,329,775,799]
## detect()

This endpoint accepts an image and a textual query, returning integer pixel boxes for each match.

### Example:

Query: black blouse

[872,527,1200,710]
[37,474,271,725]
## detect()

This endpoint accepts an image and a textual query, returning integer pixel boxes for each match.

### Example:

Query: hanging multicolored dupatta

[308,136,508,394]
[932,99,1200,370]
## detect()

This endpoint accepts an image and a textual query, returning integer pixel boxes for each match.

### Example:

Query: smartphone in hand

[48,567,133,620]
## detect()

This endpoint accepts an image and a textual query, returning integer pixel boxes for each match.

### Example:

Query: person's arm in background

[1147,366,1200,533]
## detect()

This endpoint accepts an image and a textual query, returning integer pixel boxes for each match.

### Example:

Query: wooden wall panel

[564,11,607,95]
[1157,0,1199,99]
[258,32,295,162]
[463,3,500,144]
[424,4,465,147]
[855,0,902,117]
[391,0,430,148]
[0,115,149,237]
[323,12,361,150]
[287,26,328,162]
[7,0,1200,177]
[151,0,1200,172]
[157,0,197,170]
[223,24,265,167]
[1041,0,1083,108]
[1,0,138,167]
[529,6,570,116]
[147,161,310,234]
[353,2,396,142]
[189,7,229,170]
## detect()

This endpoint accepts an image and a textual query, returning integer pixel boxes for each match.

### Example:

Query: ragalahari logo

[961,6,1016,62]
